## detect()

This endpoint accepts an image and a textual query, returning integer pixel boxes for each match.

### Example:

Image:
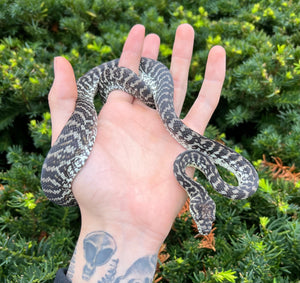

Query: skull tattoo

[82,231,116,281]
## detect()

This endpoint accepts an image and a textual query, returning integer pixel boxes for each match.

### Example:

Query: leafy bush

[156,162,300,282]
[0,0,299,282]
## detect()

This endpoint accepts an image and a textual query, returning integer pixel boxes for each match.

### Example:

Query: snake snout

[195,218,213,235]
[190,198,216,235]
[200,225,213,236]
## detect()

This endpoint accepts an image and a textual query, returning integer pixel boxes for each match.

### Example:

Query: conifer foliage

[0,0,299,282]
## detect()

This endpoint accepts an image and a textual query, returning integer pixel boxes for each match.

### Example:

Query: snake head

[189,198,216,235]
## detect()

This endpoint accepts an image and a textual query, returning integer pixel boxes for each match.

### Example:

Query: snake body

[41,57,258,235]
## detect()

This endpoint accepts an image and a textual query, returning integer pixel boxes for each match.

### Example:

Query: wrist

[66,213,160,282]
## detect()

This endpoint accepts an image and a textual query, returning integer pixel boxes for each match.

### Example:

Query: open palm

[48,24,226,254]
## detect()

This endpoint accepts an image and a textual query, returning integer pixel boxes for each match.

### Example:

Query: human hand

[49,24,225,282]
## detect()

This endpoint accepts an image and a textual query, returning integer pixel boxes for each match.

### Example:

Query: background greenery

[0,0,299,282]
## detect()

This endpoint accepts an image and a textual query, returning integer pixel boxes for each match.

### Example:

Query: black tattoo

[66,246,77,281]
[97,259,119,283]
[114,255,157,283]
[81,231,156,282]
[82,231,117,281]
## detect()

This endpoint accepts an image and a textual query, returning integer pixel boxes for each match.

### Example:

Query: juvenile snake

[41,57,258,235]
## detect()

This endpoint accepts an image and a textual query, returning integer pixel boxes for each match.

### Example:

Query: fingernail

[53,57,62,79]
[54,57,59,71]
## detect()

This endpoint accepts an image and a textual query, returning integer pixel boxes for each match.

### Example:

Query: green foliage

[157,166,300,282]
[0,0,299,281]
[0,229,74,282]
[0,143,79,282]
[1,0,299,166]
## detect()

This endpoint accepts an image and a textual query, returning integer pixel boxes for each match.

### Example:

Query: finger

[132,33,160,108]
[48,56,77,145]
[108,24,145,104]
[142,33,160,60]
[170,24,194,115]
[183,46,226,135]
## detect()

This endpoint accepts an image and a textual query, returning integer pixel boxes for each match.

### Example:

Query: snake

[41,57,259,235]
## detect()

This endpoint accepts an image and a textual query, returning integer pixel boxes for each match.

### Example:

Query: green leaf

[212,269,237,283]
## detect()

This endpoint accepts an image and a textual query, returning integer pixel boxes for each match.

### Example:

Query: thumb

[48,56,77,145]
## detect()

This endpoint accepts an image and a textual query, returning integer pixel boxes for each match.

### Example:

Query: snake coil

[41,57,258,235]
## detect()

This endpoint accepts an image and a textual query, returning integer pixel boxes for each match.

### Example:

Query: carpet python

[41,57,259,235]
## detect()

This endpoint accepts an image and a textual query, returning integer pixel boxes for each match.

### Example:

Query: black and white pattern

[41,57,259,234]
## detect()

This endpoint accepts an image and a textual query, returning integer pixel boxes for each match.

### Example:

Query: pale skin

[49,24,226,282]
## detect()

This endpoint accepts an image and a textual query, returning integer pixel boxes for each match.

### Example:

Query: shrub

[0,0,299,281]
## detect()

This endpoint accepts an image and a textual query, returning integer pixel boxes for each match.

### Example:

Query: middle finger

[170,24,195,116]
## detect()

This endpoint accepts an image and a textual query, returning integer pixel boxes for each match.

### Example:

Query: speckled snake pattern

[41,57,259,235]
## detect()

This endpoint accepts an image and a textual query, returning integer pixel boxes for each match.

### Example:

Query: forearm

[66,218,160,283]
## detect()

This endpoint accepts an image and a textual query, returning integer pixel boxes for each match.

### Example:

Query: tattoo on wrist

[80,230,157,282]
[67,246,77,281]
